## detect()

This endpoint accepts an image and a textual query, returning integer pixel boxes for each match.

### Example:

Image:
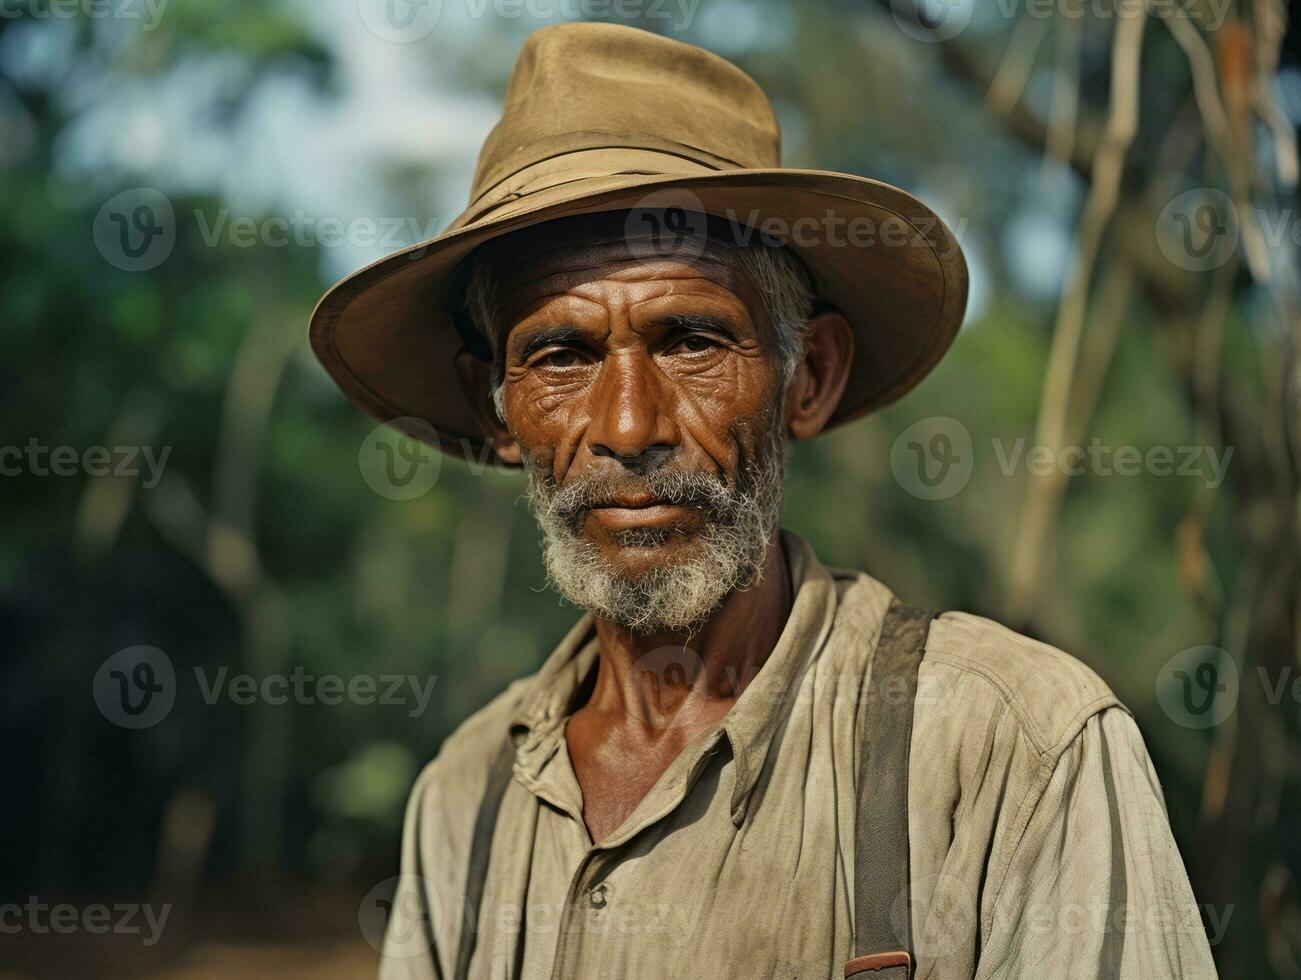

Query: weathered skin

[456,219,853,844]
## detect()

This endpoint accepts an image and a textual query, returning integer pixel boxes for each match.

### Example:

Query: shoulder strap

[846,598,936,980]
[454,738,516,980]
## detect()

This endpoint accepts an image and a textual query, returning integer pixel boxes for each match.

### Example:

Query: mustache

[532,465,736,528]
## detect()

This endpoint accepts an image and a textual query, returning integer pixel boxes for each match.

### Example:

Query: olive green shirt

[379,531,1217,979]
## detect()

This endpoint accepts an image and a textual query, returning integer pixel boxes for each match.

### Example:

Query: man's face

[488,227,792,633]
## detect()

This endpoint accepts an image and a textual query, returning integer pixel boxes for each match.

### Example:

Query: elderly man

[311,22,1216,980]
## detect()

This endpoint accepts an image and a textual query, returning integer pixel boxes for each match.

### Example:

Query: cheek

[665,359,785,473]
[672,356,782,428]
[503,378,589,444]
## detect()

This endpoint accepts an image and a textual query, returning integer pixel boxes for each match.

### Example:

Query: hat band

[472,129,756,199]
[452,146,722,229]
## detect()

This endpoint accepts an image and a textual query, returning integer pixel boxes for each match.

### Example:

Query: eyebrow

[651,313,739,336]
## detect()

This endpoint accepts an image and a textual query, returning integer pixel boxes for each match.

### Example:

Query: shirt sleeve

[975,707,1220,980]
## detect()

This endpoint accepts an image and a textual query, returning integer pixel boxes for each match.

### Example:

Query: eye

[534,348,585,368]
[671,333,719,354]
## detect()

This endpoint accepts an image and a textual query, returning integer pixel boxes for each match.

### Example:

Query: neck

[585,532,792,735]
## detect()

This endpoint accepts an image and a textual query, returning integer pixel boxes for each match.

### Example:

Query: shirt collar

[506,529,840,820]
[508,611,599,775]
[719,530,838,823]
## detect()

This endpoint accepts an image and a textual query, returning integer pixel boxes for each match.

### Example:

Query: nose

[586,354,678,473]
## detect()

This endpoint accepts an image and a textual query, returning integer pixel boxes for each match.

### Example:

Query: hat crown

[470,23,781,203]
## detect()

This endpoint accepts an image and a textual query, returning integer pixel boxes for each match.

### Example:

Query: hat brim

[309,168,968,465]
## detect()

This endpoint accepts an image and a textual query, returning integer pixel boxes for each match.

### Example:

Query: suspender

[452,598,935,980]
[845,599,935,979]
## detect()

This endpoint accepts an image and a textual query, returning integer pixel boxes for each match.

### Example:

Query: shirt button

[588,883,609,910]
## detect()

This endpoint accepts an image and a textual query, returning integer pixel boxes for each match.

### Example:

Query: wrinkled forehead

[474,210,767,318]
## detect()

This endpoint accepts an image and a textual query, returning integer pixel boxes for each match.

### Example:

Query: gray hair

[460,232,816,420]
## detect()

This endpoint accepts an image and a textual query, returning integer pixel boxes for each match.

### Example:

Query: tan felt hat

[309,21,968,464]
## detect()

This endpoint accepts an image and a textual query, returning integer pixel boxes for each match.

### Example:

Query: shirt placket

[546,727,728,980]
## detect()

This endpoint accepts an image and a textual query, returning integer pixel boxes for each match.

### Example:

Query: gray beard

[523,427,786,635]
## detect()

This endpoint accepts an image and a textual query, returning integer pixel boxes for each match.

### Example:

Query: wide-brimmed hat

[309,21,968,464]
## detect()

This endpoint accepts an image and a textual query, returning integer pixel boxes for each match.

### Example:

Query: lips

[586,495,703,531]
[592,491,666,510]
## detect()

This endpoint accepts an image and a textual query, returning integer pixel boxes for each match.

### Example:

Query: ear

[783,311,854,441]
[454,348,523,466]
